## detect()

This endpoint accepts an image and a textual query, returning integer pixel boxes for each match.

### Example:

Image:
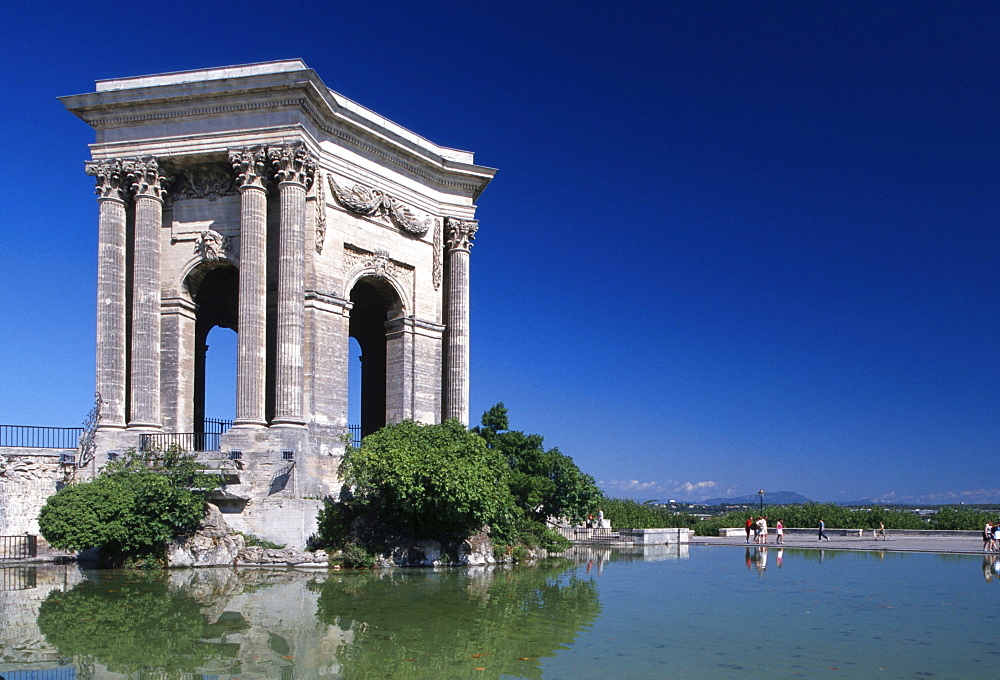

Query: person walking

[984,522,993,552]
[875,521,886,541]
[760,516,769,544]
[818,518,829,541]
[775,519,784,544]
[745,517,753,544]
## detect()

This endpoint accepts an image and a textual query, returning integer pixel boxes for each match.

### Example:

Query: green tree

[339,419,519,540]
[38,445,217,565]
[473,402,601,524]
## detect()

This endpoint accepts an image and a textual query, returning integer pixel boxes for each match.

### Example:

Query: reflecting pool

[1,544,998,679]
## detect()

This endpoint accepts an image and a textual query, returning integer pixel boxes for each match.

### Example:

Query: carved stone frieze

[445,217,478,251]
[343,245,414,307]
[169,162,238,201]
[194,229,233,262]
[433,219,443,290]
[85,159,126,200]
[314,170,327,254]
[328,174,433,237]
[124,157,171,200]
[269,142,315,188]
[229,146,268,189]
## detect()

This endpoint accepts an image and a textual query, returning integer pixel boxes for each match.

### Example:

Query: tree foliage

[473,403,601,524]
[38,445,217,565]
[338,419,519,540]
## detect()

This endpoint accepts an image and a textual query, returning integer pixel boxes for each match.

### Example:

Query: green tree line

[601,499,1000,536]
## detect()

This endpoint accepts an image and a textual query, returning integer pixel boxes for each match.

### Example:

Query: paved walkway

[693,533,988,555]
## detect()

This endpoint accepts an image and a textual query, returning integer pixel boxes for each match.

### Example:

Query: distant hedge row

[601,500,998,536]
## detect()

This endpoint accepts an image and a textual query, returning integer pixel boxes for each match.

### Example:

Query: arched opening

[349,277,402,439]
[348,336,362,444]
[190,264,238,443]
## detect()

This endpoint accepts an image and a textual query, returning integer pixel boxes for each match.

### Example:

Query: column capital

[229,145,268,190]
[445,217,478,252]
[268,142,315,189]
[85,159,126,201]
[125,157,170,200]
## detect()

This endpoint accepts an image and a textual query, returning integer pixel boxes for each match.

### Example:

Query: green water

[2,544,998,678]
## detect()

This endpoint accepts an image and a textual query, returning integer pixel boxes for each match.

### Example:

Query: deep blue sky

[1,2,996,503]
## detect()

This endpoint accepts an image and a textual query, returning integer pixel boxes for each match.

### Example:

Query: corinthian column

[230,146,269,427]
[269,142,315,426]
[444,217,477,425]
[86,159,127,429]
[126,158,168,430]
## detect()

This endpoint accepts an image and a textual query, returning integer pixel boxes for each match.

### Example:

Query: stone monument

[61,61,495,545]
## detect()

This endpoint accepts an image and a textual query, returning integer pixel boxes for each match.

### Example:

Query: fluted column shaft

[87,160,127,428]
[231,147,268,427]
[445,218,477,425]
[127,158,167,430]
[270,143,314,426]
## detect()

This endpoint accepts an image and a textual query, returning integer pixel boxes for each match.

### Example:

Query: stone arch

[183,260,239,439]
[348,275,405,438]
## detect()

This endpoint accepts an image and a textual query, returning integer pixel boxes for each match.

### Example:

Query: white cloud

[599,479,666,496]
[679,480,717,494]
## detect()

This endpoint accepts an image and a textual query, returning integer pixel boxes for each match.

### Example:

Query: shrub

[38,446,217,566]
[339,419,519,540]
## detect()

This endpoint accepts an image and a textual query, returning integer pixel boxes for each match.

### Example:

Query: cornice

[61,63,496,200]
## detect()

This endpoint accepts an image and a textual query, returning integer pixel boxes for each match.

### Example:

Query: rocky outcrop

[167,503,246,567]
[236,546,329,567]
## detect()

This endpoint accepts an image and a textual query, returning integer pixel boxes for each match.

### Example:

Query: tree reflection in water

[36,571,240,678]
[313,560,599,679]
[32,560,598,679]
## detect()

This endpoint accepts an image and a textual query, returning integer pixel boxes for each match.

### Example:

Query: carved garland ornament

[328,174,432,237]
[433,219,443,291]
[315,171,327,254]
[169,163,238,201]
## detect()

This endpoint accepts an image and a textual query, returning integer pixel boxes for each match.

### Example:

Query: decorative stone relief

[85,159,126,199]
[195,229,233,261]
[445,216,478,251]
[343,245,414,307]
[328,174,433,237]
[229,146,268,189]
[433,220,443,290]
[169,162,238,201]
[314,170,327,254]
[124,157,171,199]
[269,141,315,188]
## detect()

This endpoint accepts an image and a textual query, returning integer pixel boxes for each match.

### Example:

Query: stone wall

[0,449,94,536]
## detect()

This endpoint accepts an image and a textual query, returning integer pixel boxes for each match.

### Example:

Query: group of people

[745,516,784,544]
[981,521,1000,551]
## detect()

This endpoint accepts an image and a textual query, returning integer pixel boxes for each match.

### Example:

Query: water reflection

[2,561,598,679]
[312,562,599,678]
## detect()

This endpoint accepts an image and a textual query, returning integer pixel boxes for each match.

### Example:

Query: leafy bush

[340,541,375,568]
[236,532,285,549]
[340,419,519,540]
[38,446,217,566]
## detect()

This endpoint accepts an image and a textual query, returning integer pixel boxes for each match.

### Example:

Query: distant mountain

[697,491,813,506]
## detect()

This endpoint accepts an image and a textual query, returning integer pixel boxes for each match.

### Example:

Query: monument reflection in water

[2,544,999,679]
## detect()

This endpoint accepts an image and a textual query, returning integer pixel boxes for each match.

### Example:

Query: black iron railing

[0,566,39,591]
[0,425,84,449]
[140,432,222,452]
[349,424,362,447]
[138,418,233,453]
[0,535,38,561]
